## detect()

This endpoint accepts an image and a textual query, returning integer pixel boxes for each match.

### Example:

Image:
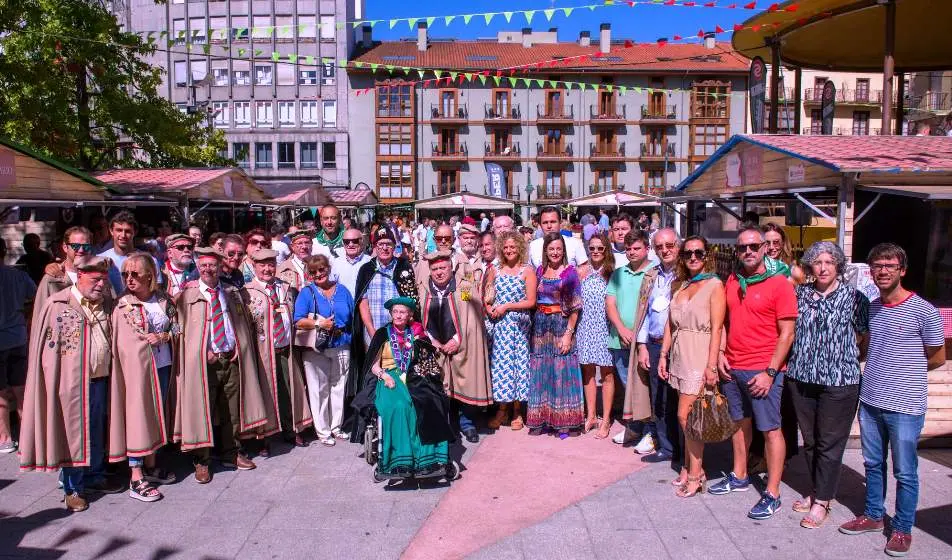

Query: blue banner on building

[485,162,507,199]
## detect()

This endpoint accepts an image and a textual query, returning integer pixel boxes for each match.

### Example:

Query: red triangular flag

[657,39,668,47]
[744,1,756,8]
[665,0,676,5]
[355,90,361,97]
[697,29,705,38]
[624,39,634,48]
[628,1,635,6]
[705,2,717,6]
[785,4,799,11]
[673,34,682,40]
[727,3,737,7]
[768,2,779,11]
[715,25,725,33]
[495,70,502,77]
[684,1,696,6]
[733,23,744,31]
[752,24,761,31]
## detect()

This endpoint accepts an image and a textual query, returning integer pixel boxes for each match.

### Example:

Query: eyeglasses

[247,238,265,246]
[169,244,193,251]
[343,238,361,245]
[225,251,245,258]
[653,242,677,252]
[680,249,707,261]
[735,242,764,254]
[589,246,606,253]
[376,242,394,248]
[435,236,453,243]
[870,263,902,272]
[121,271,147,280]
[68,243,92,252]
[311,267,330,275]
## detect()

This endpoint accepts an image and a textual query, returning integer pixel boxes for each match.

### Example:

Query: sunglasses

[226,250,245,258]
[589,246,606,253]
[343,238,361,245]
[735,242,764,254]
[247,238,265,245]
[169,244,194,251]
[311,267,330,275]
[68,243,92,252]
[121,270,148,280]
[680,249,707,260]
[653,242,677,252]
[435,236,453,242]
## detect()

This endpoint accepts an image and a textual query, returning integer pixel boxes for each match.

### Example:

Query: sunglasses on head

[680,249,707,260]
[735,242,764,254]
[68,243,92,252]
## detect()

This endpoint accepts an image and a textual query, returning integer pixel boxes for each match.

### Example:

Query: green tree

[0,0,228,170]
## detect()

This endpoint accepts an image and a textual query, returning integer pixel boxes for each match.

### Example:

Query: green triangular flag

[483,13,494,25]
[385,64,395,73]
[519,78,530,87]
[417,69,425,79]
[237,48,246,56]
[606,84,613,92]
[236,28,246,38]
[389,19,399,29]
[426,17,436,27]
[619,86,627,95]
[588,5,598,11]
[503,12,514,22]
[478,74,487,85]
[449,71,458,80]
[369,63,379,73]
[507,77,517,87]
[562,7,575,17]
[435,70,444,78]
[304,55,315,65]
[524,10,535,24]
[463,14,473,25]
[253,49,263,56]
[352,21,362,29]
[633,87,642,94]
[533,79,544,88]
[444,15,456,26]
[159,30,167,38]
[336,22,344,30]
[203,43,211,54]
[493,76,501,86]
[354,61,365,68]
[544,8,556,21]
[337,59,347,67]
[288,54,298,63]
[271,52,280,62]
[407,18,418,31]
[548,80,557,88]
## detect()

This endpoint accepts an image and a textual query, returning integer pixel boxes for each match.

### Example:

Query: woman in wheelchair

[354,296,455,481]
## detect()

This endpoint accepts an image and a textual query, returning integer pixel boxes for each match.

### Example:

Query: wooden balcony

[535,185,573,201]
[484,104,522,124]
[535,142,574,163]
[588,184,625,194]
[536,104,574,124]
[429,104,468,124]
[640,104,678,122]
[430,142,468,163]
[640,142,675,162]
[484,142,522,160]
[589,104,627,124]
[589,142,626,162]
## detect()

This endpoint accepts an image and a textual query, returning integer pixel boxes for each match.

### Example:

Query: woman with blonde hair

[658,235,725,497]
[484,230,537,430]
[110,252,178,502]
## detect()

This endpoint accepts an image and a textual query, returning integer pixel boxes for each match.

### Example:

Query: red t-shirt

[724,273,798,371]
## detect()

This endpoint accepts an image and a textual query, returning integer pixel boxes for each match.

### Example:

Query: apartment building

[112,0,364,191]
[348,24,750,207]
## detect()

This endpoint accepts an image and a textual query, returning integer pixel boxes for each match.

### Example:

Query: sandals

[676,475,705,498]
[128,479,162,503]
[792,496,813,513]
[510,416,525,431]
[800,500,832,529]
[583,417,599,434]
[594,419,612,439]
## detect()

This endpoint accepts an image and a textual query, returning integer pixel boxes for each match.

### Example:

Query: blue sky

[363,0,759,43]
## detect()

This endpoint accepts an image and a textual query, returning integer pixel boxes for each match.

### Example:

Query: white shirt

[271,240,291,264]
[331,252,371,296]
[480,218,490,232]
[288,256,308,288]
[143,296,173,368]
[198,280,236,353]
[254,278,291,349]
[311,242,339,259]
[529,235,589,269]
[66,270,78,285]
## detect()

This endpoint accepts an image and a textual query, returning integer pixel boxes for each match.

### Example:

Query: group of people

[0,203,945,558]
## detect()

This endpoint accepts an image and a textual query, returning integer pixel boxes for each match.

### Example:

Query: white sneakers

[320,436,336,447]
[611,430,627,445]
[633,433,656,455]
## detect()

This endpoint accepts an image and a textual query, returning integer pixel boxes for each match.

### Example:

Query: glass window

[299,70,317,85]
[321,62,335,85]
[299,15,317,39]
[232,60,251,85]
[691,82,730,118]
[231,15,249,41]
[852,111,870,135]
[810,109,822,133]
[276,63,295,85]
[173,61,187,86]
[322,142,336,168]
[376,84,413,117]
[209,16,228,42]
[252,16,271,40]
[172,19,186,44]
[211,59,229,86]
[255,64,272,85]
[275,15,294,40]
[378,162,413,199]
[189,17,206,44]
[277,101,295,125]
[190,59,207,82]
[277,142,295,168]
[691,124,727,156]
[233,142,250,167]
[212,101,228,127]
[255,101,273,126]
[255,142,273,168]
[319,15,335,40]
[301,101,319,125]
[322,101,336,128]
[377,124,412,155]
[234,101,251,127]
[301,142,318,168]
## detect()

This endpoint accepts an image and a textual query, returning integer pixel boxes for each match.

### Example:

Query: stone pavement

[1,434,951,560]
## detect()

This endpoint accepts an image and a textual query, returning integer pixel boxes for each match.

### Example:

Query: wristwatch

[765,367,778,378]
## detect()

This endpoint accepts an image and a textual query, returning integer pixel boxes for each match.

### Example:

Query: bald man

[492,215,515,235]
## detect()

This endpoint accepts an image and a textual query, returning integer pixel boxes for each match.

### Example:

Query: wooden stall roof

[93,168,269,204]
[257,182,331,207]
[329,188,378,208]
[0,137,110,204]
[675,135,952,200]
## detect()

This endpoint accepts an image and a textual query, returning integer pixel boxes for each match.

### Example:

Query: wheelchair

[362,409,460,484]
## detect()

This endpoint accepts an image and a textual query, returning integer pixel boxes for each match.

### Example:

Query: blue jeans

[859,402,925,534]
[61,379,107,494]
[129,365,172,469]
[645,341,679,457]
[452,399,476,433]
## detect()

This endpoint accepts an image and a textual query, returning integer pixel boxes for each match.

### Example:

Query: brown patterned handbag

[685,385,739,443]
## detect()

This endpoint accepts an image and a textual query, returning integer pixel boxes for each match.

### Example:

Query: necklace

[387,324,414,373]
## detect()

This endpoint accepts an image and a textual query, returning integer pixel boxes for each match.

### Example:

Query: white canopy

[415,192,515,212]
[566,190,659,208]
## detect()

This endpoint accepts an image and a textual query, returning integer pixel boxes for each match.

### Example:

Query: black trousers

[787,378,860,501]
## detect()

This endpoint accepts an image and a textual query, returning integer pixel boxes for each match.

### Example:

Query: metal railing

[430,142,468,157]
[588,184,625,194]
[801,127,882,136]
[484,104,522,119]
[431,184,467,196]
[590,142,626,157]
[590,104,626,120]
[482,185,523,201]
[908,91,952,112]
[641,104,678,120]
[536,104,574,120]
[484,142,521,157]
[430,103,468,119]
[536,185,574,200]
[536,142,574,157]
[804,88,896,104]
[640,142,675,158]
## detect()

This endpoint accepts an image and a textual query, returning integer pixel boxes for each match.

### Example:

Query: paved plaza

[1,429,951,560]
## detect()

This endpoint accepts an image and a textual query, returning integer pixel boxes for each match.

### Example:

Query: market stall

[674,133,952,443]
[414,192,515,220]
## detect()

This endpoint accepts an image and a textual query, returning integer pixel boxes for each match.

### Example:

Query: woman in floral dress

[577,233,616,438]
[484,231,537,431]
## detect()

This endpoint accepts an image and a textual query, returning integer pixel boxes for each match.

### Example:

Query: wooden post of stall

[895,71,905,135]
[881,0,896,135]
[793,67,803,134]
[838,173,857,261]
[769,39,781,134]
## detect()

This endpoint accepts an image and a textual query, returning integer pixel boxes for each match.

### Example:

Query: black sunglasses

[169,243,194,251]
[680,249,707,260]
[68,243,92,252]
[343,238,361,245]
[121,270,147,280]
[735,242,764,254]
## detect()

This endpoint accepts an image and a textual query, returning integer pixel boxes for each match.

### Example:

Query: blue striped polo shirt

[862,293,945,416]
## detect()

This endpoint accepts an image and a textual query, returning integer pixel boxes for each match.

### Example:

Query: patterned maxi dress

[576,271,613,367]
[527,266,585,430]
[485,264,531,402]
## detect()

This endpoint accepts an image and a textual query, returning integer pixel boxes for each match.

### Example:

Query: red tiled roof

[330,189,377,205]
[93,168,235,193]
[352,40,750,73]
[739,135,952,172]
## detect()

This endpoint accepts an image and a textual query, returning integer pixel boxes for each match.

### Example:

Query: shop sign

[787,163,806,184]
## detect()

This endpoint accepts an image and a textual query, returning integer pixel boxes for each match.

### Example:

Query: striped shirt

[862,293,945,416]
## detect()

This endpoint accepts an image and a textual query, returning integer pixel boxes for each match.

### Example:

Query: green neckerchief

[315,228,344,249]
[736,256,790,295]
[686,272,718,285]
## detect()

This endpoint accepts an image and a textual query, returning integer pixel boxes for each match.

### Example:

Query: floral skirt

[527,313,585,430]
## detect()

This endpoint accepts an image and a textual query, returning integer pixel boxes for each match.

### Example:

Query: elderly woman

[242,228,271,284]
[109,253,177,502]
[786,241,869,529]
[353,297,454,481]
